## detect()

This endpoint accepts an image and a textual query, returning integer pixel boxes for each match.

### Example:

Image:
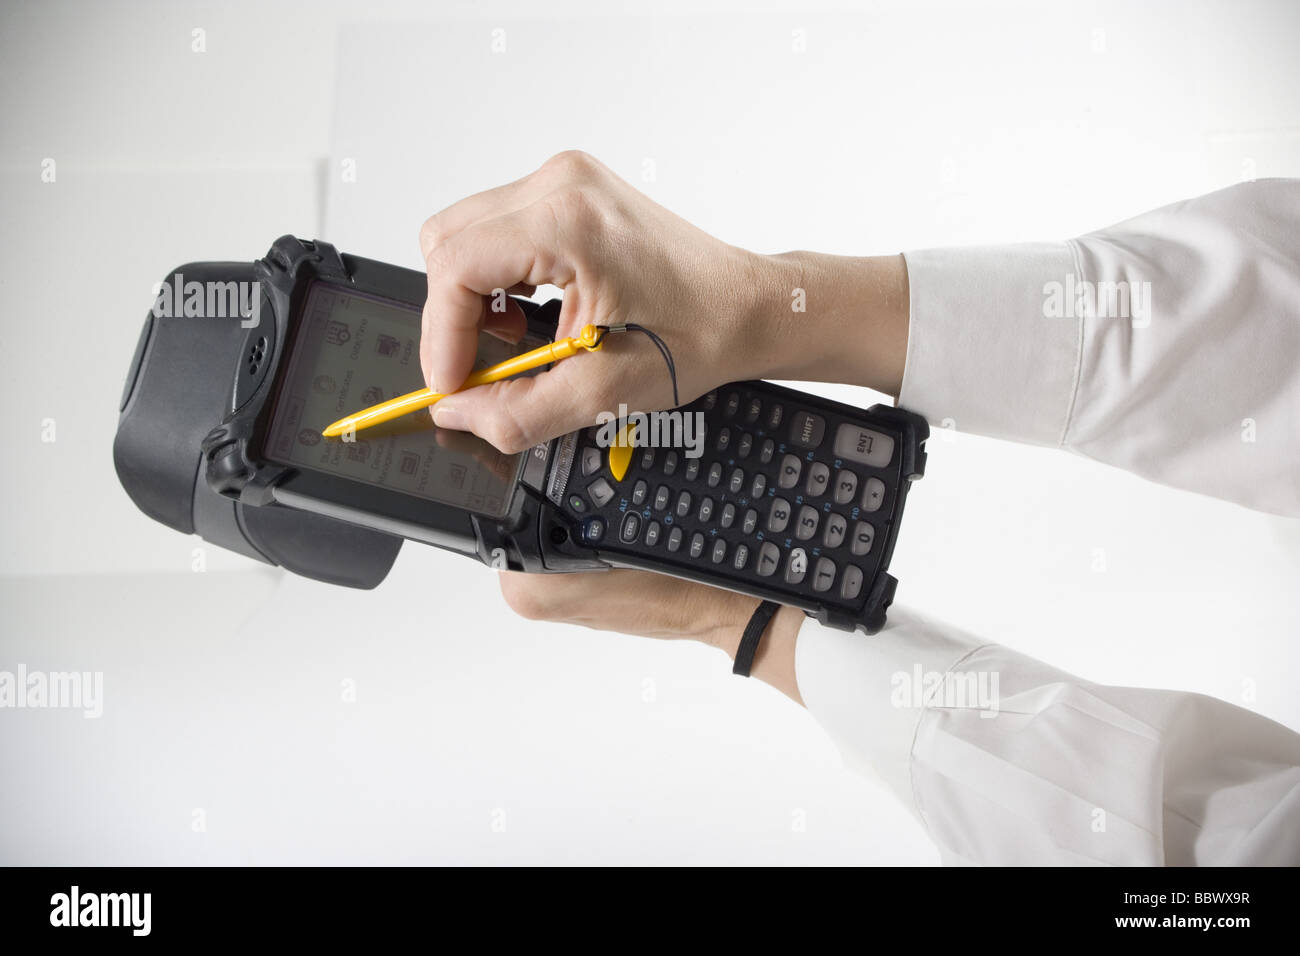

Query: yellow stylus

[321,324,605,438]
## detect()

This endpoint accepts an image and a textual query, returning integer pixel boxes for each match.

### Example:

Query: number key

[777,454,802,489]
[833,469,858,505]
[851,521,875,556]
[823,513,847,548]
[794,505,819,540]
[768,498,791,533]
[805,461,829,497]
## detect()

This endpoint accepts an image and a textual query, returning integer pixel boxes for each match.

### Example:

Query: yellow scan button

[608,422,638,482]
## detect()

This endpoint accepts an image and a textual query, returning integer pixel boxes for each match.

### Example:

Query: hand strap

[732,600,781,677]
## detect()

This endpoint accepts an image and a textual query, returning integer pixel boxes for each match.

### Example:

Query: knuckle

[542,149,600,182]
[422,242,455,278]
[482,385,535,454]
[418,216,444,255]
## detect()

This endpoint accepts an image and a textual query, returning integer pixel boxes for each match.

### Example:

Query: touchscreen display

[264,281,538,517]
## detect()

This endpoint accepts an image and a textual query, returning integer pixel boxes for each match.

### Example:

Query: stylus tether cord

[593,324,680,407]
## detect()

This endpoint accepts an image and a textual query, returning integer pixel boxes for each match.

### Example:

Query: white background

[1,0,1297,864]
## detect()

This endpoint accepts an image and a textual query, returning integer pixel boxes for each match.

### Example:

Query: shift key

[833,423,895,468]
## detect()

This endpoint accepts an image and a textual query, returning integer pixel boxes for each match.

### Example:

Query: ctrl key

[619,512,642,543]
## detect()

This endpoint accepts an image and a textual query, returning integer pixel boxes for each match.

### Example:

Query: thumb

[430,366,603,455]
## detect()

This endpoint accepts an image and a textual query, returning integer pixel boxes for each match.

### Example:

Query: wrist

[704,597,805,705]
[742,249,910,397]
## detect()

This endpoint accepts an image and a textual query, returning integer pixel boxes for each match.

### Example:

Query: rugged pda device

[114,236,928,633]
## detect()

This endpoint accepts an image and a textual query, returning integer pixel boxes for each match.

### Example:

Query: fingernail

[433,402,465,430]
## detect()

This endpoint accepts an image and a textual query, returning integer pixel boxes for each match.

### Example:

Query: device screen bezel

[255,265,528,539]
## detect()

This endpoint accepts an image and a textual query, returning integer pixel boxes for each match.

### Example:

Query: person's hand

[497,568,805,703]
[419,150,908,453]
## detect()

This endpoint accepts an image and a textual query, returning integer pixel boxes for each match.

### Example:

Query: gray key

[737,433,753,458]
[751,473,766,498]
[861,477,886,513]
[698,497,714,522]
[777,454,802,489]
[732,543,749,570]
[784,547,808,584]
[759,439,775,464]
[720,502,736,528]
[588,478,615,508]
[716,427,731,452]
[701,391,717,411]
[640,448,656,469]
[840,564,864,599]
[653,485,670,511]
[631,479,648,506]
[689,533,705,559]
[851,521,875,556]
[667,526,683,552]
[794,505,819,540]
[805,461,830,497]
[745,398,761,423]
[581,446,602,476]
[675,490,692,517]
[767,498,791,533]
[823,513,847,548]
[812,557,836,592]
[663,451,679,476]
[767,404,784,430]
[742,509,759,534]
[685,458,700,481]
[620,512,641,543]
[834,423,895,468]
[729,468,744,494]
[644,521,661,546]
[789,411,826,449]
[724,392,740,417]
[756,542,780,577]
[710,538,727,564]
[707,462,723,487]
[833,469,858,505]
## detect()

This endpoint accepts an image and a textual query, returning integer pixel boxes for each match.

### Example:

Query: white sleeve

[795,609,1300,865]
[898,179,1300,517]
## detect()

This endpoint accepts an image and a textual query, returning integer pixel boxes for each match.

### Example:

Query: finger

[430,354,607,453]
[422,205,565,394]
[419,294,529,385]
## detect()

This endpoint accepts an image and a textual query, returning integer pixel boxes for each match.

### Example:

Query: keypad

[561,384,900,619]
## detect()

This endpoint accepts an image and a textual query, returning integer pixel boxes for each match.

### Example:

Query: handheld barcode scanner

[114,236,927,632]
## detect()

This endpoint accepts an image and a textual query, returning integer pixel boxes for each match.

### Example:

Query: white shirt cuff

[899,242,1081,446]
[793,608,989,813]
